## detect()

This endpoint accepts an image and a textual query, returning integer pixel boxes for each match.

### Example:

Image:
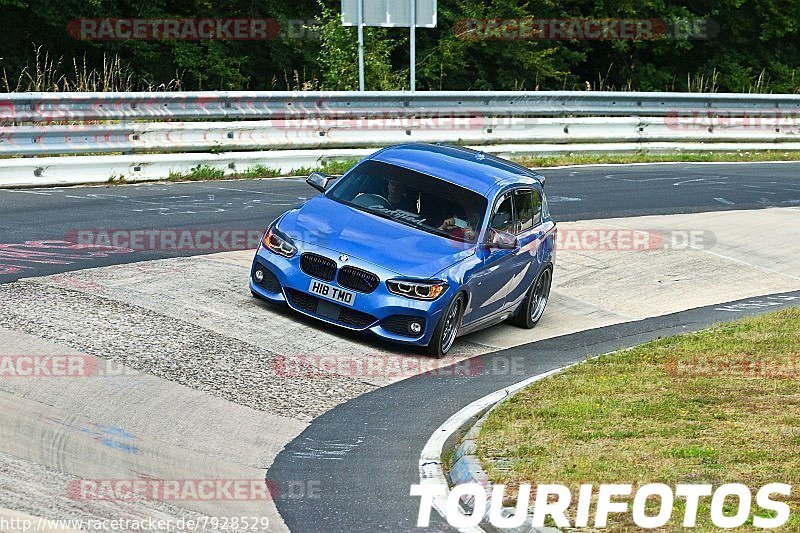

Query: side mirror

[484,228,518,250]
[306,172,335,193]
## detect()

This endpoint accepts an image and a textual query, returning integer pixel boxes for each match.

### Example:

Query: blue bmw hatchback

[250,143,556,357]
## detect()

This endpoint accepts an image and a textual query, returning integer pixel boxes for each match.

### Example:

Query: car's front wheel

[426,293,464,358]
[510,267,552,329]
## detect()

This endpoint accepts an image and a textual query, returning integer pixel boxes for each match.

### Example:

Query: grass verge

[476,308,800,530]
[107,150,800,185]
[515,150,800,168]
[155,158,360,183]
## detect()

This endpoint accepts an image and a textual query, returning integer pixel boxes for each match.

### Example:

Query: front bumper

[249,242,451,347]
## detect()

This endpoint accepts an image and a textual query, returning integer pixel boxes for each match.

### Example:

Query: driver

[386,179,416,212]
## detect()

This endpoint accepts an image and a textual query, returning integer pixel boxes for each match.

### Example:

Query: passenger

[437,211,479,242]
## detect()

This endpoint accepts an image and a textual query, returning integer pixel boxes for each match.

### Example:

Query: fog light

[254,268,264,282]
[409,321,422,334]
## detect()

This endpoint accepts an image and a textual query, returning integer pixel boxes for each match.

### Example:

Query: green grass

[167,164,227,182]
[514,150,800,168]
[476,308,800,531]
[289,158,363,177]
[236,164,283,179]
[160,158,361,183]
[115,151,800,185]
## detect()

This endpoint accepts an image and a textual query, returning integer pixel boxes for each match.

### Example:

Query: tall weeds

[1,45,182,92]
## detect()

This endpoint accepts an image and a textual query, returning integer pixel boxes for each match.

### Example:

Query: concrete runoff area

[469,206,800,348]
[0,327,297,532]
[0,206,798,528]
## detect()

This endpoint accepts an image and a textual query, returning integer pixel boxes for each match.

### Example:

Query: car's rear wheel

[426,293,464,358]
[510,267,552,329]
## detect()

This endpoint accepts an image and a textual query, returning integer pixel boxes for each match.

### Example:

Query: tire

[426,293,464,358]
[510,267,552,329]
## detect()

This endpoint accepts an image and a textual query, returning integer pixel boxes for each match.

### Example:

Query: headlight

[386,279,448,300]
[262,226,297,258]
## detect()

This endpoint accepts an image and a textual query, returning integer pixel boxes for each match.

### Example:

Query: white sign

[342,0,437,28]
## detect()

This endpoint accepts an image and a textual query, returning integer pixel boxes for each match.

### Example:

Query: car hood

[278,195,475,278]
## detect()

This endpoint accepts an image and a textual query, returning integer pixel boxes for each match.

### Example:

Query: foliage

[0,0,798,92]
[315,1,405,90]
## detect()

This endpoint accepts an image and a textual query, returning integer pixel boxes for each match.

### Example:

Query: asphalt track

[267,291,800,532]
[1,161,799,282]
[1,160,799,531]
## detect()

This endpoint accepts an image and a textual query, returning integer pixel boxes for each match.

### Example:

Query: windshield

[327,160,487,243]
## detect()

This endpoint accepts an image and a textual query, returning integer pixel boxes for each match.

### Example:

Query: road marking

[5,190,51,195]
[673,178,707,186]
[713,197,735,205]
[0,241,135,278]
[289,439,363,461]
[196,184,299,198]
[540,160,800,171]
[547,196,582,203]
[604,175,674,182]
[715,294,800,312]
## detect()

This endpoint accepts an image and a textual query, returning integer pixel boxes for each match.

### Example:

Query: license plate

[307,280,356,306]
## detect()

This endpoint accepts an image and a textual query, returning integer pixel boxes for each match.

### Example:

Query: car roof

[369,143,541,196]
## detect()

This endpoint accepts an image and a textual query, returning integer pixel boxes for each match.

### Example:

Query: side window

[513,189,543,234]
[541,191,549,221]
[490,195,514,233]
[514,190,534,233]
[532,189,543,226]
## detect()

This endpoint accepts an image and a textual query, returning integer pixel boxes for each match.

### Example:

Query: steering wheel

[352,193,392,209]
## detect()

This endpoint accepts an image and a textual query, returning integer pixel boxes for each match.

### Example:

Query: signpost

[341,0,437,92]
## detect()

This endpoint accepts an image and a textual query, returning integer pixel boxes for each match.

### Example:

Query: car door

[504,188,545,308]
[464,192,518,325]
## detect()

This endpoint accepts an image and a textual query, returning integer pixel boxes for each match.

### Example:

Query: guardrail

[2,116,800,157]
[3,90,800,123]
[2,90,800,187]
